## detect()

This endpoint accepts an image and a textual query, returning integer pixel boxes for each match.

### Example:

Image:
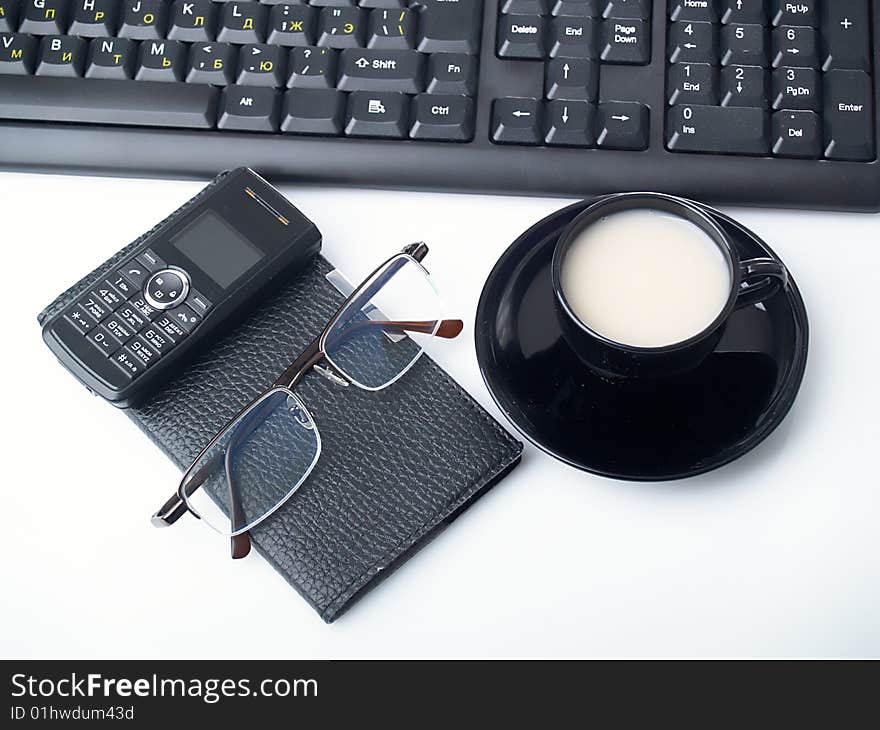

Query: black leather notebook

[38,188,523,623]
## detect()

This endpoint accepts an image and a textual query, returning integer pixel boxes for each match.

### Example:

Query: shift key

[667,104,769,155]
[337,49,425,93]
[823,70,875,161]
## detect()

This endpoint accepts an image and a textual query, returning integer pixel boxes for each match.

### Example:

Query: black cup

[551,193,789,379]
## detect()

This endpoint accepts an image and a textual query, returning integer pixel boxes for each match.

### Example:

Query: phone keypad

[59,252,210,382]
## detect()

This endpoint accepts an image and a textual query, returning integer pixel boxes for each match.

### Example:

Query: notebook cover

[38,180,523,622]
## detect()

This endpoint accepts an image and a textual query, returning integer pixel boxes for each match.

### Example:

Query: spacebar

[0,76,218,129]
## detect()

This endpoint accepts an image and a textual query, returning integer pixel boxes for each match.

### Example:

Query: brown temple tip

[437,319,464,339]
[231,533,251,560]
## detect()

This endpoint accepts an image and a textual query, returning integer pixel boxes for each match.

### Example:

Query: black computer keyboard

[0,1,877,210]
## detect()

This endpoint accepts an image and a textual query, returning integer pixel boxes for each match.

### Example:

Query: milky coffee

[560,209,732,348]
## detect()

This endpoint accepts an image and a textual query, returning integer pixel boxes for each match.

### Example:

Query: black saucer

[475,199,809,481]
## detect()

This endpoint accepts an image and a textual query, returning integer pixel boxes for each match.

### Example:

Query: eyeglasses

[151,244,463,559]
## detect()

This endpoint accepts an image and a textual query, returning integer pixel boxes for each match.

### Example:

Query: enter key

[823,69,875,161]
[337,48,425,93]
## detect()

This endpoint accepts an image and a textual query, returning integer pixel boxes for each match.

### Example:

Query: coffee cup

[551,193,789,379]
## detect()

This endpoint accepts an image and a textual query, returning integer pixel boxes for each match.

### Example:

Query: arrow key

[545,100,595,146]
[668,20,717,64]
[491,97,542,145]
[545,58,598,101]
[771,25,818,69]
[596,101,649,150]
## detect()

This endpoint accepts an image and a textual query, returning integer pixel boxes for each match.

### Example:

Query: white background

[1,171,878,658]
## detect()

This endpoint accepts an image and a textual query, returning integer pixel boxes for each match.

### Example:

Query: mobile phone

[42,168,322,407]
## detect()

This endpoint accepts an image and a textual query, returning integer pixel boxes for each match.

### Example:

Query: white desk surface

[2,171,878,659]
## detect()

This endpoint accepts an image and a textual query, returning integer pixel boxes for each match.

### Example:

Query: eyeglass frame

[151,243,463,559]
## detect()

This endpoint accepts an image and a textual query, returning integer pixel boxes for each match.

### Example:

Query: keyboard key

[111,348,142,379]
[497,15,546,59]
[668,0,717,22]
[417,0,482,54]
[86,37,135,79]
[338,48,423,92]
[36,36,86,77]
[549,17,598,58]
[135,249,165,273]
[218,1,267,44]
[218,85,279,132]
[602,0,651,19]
[596,101,649,149]
[79,294,111,323]
[823,69,874,161]
[186,42,236,85]
[317,7,365,48]
[65,306,96,334]
[544,99,594,145]
[822,0,870,72]
[719,0,767,25]
[127,338,159,368]
[19,0,66,35]
[281,87,345,134]
[119,262,148,287]
[168,0,215,43]
[267,4,316,46]
[491,97,542,145]
[310,0,357,7]
[600,18,650,64]
[502,0,550,13]
[0,1,19,33]
[119,0,167,41]
[237,44,286,87]
[771,109,820,158]
[359,0,406,7]
[667,104,769,154]
[770,0,817,27]
[69,0,120,38]
[88,326,123,357]
[667,62,717,105]
[92,284,125,310]
[552,0,599,16]
[107,273,137,299]
[153,314,188,341]
[772,66,818,111]
[771,25,818,69]
[720,24,768,66]
[667,21,716,63]
[409,93,474,141]
[136,39,186,82]
[720,64,768,107]
[287,45,336,88]
[367,8,416,49]
[426,53,476,95]
[345,90,409,137]
[103,314,137,343]
[0,32,37,74]
[0,75,219,126]
[141,325,175,353]
[545,57,597,101]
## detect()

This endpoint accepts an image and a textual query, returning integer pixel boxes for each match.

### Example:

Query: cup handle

[735,257,789,310]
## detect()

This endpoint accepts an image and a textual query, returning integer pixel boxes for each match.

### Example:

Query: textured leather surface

[38,179,523,622]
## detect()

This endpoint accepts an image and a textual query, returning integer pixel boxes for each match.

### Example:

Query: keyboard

[0,0,877,210]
